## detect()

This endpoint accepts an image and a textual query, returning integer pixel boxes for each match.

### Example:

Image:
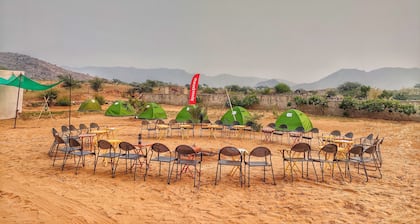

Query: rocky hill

[0,52,92,81]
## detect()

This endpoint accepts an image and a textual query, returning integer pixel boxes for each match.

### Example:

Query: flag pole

[225,88,236,121]
[13,74,23,129]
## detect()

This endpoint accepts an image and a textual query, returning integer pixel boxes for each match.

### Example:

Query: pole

[225,88,236,121]
[68,74,72,128]
[13,74,23,129]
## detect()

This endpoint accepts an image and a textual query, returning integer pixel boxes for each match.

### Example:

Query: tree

[379,90,393,99]
[58,74,81,88]
[337,82,361,97]
[274,83,291,94]
[89,77,105,92]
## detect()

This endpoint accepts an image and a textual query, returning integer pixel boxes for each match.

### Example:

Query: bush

[227,94,259,108]
[94,95,106,105]
[294,96,307,106]
[55,96,71,106]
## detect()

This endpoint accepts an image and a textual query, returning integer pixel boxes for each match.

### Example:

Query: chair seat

[98,152,121,158]
[72,151,95,156]
[120,154,141,160]
[218,160,242,166]
[246,161,270,167]
[178,159,200,165]
[151,156,176,163]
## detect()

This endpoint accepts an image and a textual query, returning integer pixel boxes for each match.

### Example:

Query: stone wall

[142,93,420,121]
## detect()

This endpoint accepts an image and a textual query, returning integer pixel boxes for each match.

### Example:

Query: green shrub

[94,95,106,105]
[55,96,71,106]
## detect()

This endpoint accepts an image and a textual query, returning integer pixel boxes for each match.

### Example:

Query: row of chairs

[283,138,383,183]
[140,119,257,139]
[51,136,383,187]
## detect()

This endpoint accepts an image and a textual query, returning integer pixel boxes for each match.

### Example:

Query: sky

[0,0,419,83]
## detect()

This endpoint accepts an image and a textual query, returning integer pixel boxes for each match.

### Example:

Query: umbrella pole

[13,74,23,129]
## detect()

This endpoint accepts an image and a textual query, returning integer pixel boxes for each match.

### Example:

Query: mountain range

[1,52,419,90]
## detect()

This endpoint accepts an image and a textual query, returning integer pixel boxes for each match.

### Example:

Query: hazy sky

[1,0,419,82]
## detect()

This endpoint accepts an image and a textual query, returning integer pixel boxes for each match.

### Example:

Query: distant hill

[65,66,277,88]
[0,52,92,81]
[293,68,420,90]
[1,52,418,90]
[255,79,296,88]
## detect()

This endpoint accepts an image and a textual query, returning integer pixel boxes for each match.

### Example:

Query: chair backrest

[320,143,338,154]
[69,124,77,131]
[69,138,81,148]
[330,130,341,136]
[141,120,149,125]
[151,143,170,153]
[348,145,363,156]
[52,127,59,137]
[366,133,374,140]
[294,126,305,132]
[363,145,376,154]
[267,123,276,129]
[79,124,88,133]
[169,119,177,125]
[97,139,112,150]
[249,146,271,157]
[344,132,353,139]
[232,121,240,125]
[119,141,136,152]
[90,122,100,130]
[54,135,66,144]
[219,146,241,157]
[156,119,165,124]
[291,143,311,153]
[202,119,211,124]
[279,124,288,130]
[175,145,196,157]
[311,128,319,133]
[215,120,223,125]
[61,125,69,133]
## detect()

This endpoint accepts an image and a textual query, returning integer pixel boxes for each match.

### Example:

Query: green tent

[275,109,313,132]
[175,105,208,123]
[220,106,252,125]
[137,102,167,120]
[78,99,101,112]
[0,73,61,90]
[105,100,136,116]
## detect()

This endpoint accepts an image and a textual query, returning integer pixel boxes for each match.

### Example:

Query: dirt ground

[0,104,419,223]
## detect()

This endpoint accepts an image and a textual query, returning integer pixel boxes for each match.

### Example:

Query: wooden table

[180,124,193,140]
[78,133,96,151]
[156,124,169,139]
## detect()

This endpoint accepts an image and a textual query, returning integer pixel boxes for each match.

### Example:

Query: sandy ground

[0,104,419,223]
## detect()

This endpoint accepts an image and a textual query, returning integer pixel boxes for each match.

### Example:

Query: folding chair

[215,146,244,187]
[118,141,146,180]
[312,143,344,182]
[282,142,318,182]
[145,143,177,183]
[245,146,276,187]
[172,145,202,187]
[94,140,121,178]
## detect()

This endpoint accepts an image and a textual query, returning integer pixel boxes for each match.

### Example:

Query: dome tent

[175,105,208,123]
[275,109,313,132]
[105,100,136,116]
[78,99,101,112]
[136,102,167,120]
[220,106,252,125]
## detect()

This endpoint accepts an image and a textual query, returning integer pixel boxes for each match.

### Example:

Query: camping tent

[220,106,252,125]
[78,99,102,112]
[0,71,61,125]
[275,109,313,132]
[137,102,167,120]
[105,100,136,116]
[175,105,208,123]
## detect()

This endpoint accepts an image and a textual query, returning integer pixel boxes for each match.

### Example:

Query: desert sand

[0,104,419,223]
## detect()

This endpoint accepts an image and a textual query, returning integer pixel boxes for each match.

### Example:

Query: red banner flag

[188,73,200,105]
